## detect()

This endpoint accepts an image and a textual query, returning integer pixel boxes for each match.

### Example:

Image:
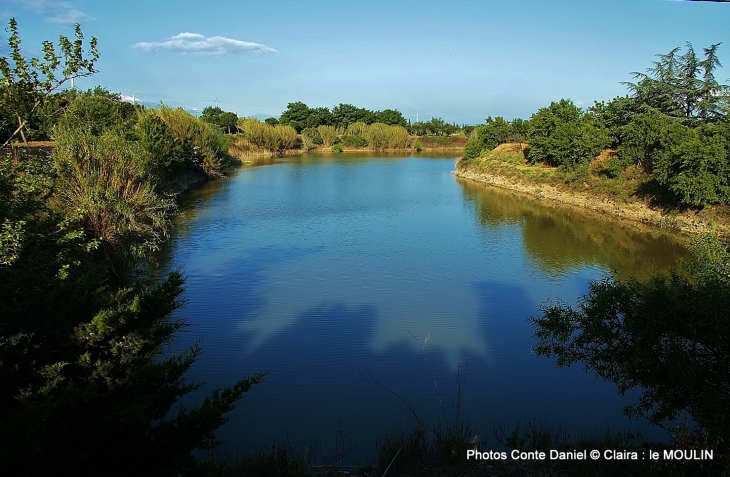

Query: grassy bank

[456,143,730,237]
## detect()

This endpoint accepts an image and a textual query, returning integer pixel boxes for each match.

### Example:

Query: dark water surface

[158,153,688,463]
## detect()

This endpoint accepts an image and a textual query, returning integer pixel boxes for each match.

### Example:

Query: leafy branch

[0,18,99,146]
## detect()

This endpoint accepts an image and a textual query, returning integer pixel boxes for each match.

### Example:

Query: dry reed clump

[317,125,337,147]
[237,118,297,154]
[346,121,368,137]
[237,118,267,148]
[228,135,256,156]
[51,126,174,269]
[153,105,226,176]
[363,123,411,150]
[273,124,297,150]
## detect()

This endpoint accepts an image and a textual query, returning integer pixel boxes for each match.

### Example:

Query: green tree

[617,110,672,171]
[624,42,730,124]
[279,101,311,132]
[589,95,644,148]
[57,87,138,137]
[331,103,375,130]
[461,116,512,161]
[201,106,223,125]
[530,235,730,442]
[653,120,730,206]
[374,108,408,127]
[303,106,333,129]
[527,99,607,168]
[508,118,529,146]
[410,117,458,136]
[201,106,238,134]
[0,18,99,145]
[219,111,238,134]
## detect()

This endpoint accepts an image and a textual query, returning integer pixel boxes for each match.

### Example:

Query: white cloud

[47,8,93,24]
[134,33,277,55]
[173,32,206,40]
[10,0,93,25]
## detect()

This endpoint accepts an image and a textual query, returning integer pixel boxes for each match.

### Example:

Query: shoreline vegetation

[455,143,730,237]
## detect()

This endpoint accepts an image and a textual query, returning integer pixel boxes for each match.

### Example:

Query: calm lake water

[158,153,688,464]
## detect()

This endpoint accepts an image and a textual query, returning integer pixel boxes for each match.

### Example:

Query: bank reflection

[458,178,689,281]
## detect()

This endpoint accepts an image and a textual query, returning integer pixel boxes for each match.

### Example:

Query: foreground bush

[530,235,730,443]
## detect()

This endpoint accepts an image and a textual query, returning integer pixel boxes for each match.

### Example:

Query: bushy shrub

[528,99,609,169]
[617,110,672,171]
[653,121,730,206]
[339,135,367,148]
[301,127,323,145]
[462,133,485,162]
[136,111,190,180]
[596,154,624,179]
[462,117,527,161]
[51,126,174,270]
[56,87,138,138]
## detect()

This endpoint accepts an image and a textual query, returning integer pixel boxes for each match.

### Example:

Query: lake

[158,153,688,465]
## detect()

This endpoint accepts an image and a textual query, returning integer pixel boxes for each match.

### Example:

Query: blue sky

[2,0,728,124]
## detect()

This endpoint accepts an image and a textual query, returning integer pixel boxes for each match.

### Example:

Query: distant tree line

[272,101,408,132]
[267,101,471,137]
[197,102,472,155]
[463,42,730,207]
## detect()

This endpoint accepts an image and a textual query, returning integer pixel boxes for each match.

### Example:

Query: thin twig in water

[359,367,424,426]
[407,329,447,424]
[381,446,402,477]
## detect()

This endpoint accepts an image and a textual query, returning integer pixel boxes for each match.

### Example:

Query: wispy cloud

[9,0,94,25]
[134,33,277,55]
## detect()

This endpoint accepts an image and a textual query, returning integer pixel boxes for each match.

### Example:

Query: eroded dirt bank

[454,165,729,237]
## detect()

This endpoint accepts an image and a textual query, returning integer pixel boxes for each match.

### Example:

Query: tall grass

[154,105,228,177]
[317,125,337,147]
[273,124,297,150]
[345,121,368,136]
[52,126,174,272]
[363,123,411,150]
[236,118,298,155]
